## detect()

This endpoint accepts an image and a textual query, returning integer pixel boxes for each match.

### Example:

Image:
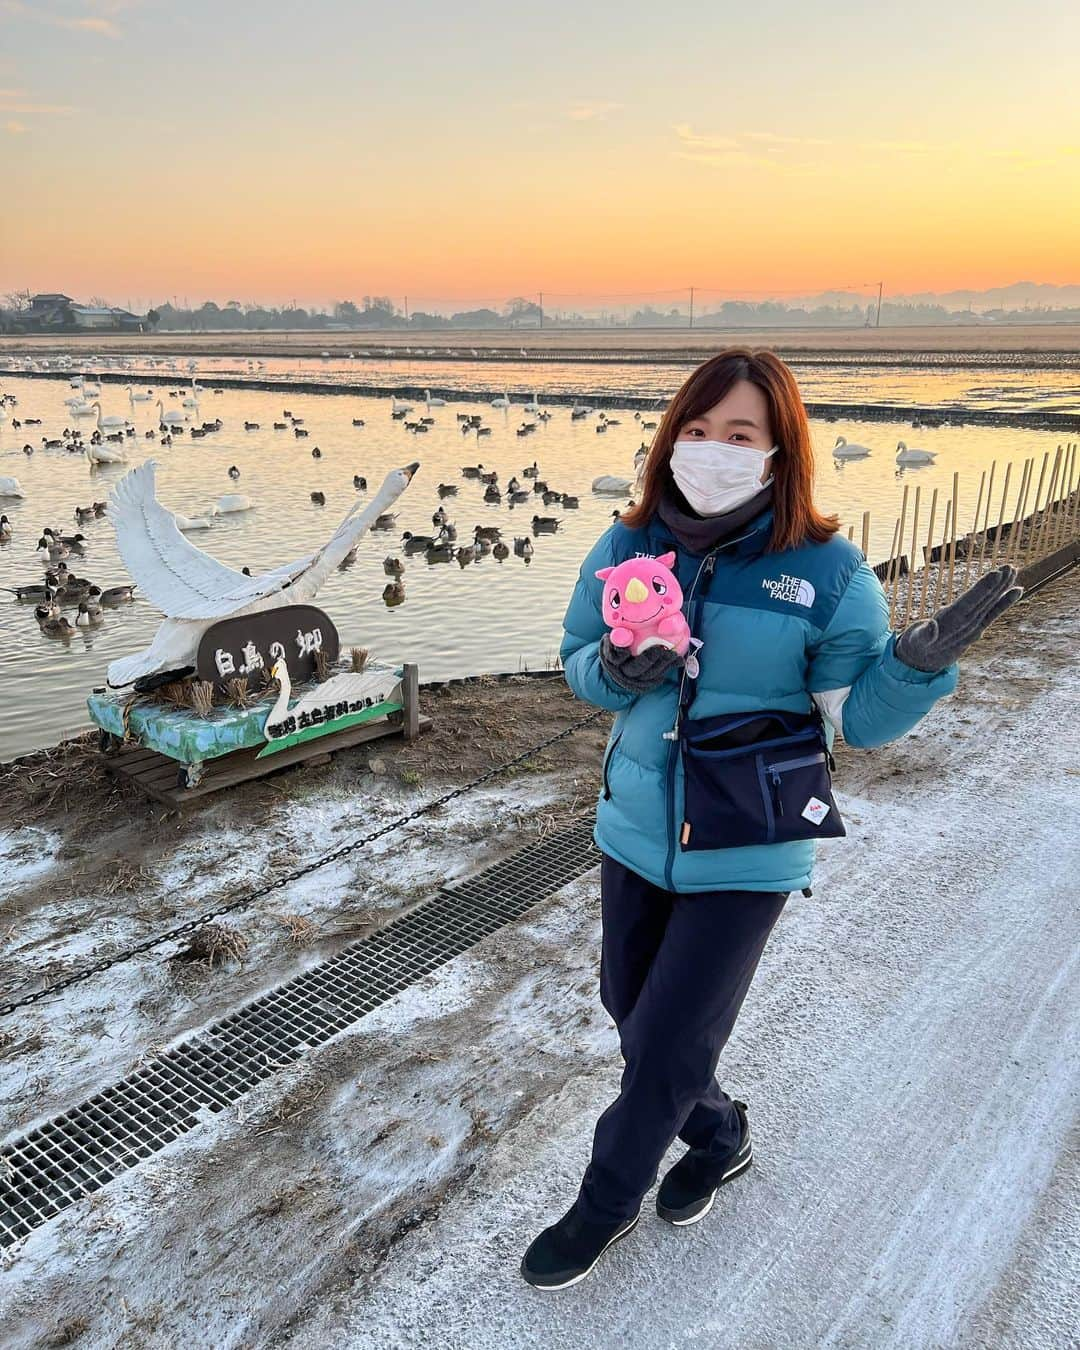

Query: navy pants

[575,852,789,1225]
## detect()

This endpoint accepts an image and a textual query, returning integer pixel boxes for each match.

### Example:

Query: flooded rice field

[0,365,1075,758]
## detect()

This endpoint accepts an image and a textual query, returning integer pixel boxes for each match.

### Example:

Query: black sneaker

[656,1097,752,1226]
[520,1202,640,1289]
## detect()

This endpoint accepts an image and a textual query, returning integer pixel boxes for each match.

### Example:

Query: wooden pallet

[101,664,428,809]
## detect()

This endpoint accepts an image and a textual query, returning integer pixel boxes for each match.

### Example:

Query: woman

[520,347,1022,1290]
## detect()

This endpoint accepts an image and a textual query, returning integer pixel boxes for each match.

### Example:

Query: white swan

[70,400,97,417]
[424,388,446,407]
[128,385,153,402]
[490,390,510,408]
[390,396,414,414]
[895,439,937,464]
[263,659,402,741]
[182,377,200,409]
[82,380,101,397]
[216,493,253,513]
[832,435,873,459]
[0,476,25,498]
[523,391,540,412]
[85,442,128,466]
[104,459,420,687]
[93,402,127,431]
[592,475,634,494]
[156,398,186,426]
[174,510,217,531]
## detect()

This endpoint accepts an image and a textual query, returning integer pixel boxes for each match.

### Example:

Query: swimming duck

[0,515,11,541]
[455,542,480,565]
[76,599,104,626]
[354,475,368,491]
[311,491,326,505]
[96,583,137,605]
[562,495,580,508]
[432,506,448,527]
[274,422,288,430]
[461,464,484,478]
[514,536,534,558]
[372,512,397,530]
[228,465,241,479]
[402,530,438,552]
[532,515,560,530]
[483,484,502,503]
[34,592,60,622]
[522,463,539,477]
[474,524,501,542]
[352,418,365,427]
[39,614,75,637]
[437,482,458,497]
[312,446,322,458]
[492,540,510,560]
[383,556,405,576]
[425,541,455,563]
[382,580,405,605]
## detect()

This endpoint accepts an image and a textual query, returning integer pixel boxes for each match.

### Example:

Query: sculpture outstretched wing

[108,461,308,620]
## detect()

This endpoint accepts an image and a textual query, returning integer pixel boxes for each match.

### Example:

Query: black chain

[1,708,607,1017]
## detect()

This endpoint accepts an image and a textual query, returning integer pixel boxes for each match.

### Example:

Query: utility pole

[538,291,543,329]
[403,295,409,321]
[689,286,695,329]
[875,281,883,327]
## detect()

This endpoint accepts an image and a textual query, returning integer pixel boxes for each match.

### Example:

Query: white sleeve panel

[811,686,852,738]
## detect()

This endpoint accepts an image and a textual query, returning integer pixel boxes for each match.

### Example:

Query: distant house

[21,295,144,332]
[27,293,75,327]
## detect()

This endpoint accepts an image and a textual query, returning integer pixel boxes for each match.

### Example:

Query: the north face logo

[761,574,816,606]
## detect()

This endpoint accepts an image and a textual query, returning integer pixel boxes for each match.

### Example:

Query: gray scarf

[656,479,775,555]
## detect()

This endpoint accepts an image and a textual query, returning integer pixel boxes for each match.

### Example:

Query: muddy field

[3,323,1080,362]
[0,565,1076,1348]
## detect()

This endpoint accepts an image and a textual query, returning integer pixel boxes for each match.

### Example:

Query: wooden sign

[196,604,339,690]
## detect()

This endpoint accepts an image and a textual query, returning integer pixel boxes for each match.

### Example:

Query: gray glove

[599,633,684,694]
[894,563,1024,672]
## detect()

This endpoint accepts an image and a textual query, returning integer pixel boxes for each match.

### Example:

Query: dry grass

[274,912,320,947]
[171,922,249,968]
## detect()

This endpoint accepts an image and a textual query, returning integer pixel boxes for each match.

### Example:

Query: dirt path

[0,569,1076,1348]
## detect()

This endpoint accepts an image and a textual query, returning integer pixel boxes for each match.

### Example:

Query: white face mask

[670,438,778,515]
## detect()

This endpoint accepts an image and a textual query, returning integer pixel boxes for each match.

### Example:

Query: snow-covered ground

[1,571,1077,1348]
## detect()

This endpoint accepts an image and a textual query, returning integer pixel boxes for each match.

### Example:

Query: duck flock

[0,377,650,640]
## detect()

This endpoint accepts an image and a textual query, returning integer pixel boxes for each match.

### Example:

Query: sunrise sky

[2,0,1078,311]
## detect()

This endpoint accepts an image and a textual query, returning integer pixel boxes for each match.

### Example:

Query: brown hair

[620,347,840,554]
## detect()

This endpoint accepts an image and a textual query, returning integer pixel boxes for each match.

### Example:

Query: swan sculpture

[895,440,937,464]
[263,658,402,742]
[103,459,420,687]
[832,435,873,459]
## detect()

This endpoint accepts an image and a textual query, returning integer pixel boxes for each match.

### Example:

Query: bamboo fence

[846,441,1079,632]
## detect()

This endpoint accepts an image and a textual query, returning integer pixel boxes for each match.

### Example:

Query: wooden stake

[961,468,986,592]
[906,485,921,629]
[1054,443,1076,551]
[1033,445,1062,558]
[1065,443,1080,541]
[932,500,952,612]
[975,460,997,573]
[988,461,1013,569]
[885,516,901,629]
[1005,458,1032,565]
[918,487,938,619]
[1026,450,1050,558]
[947,472,959,602]
[847,524,854,541]
[861,510,870,558]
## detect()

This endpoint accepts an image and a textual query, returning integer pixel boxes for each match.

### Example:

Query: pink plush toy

[595,551,692,656]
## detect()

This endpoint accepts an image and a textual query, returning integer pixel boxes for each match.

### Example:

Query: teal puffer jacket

[560,503,959,893]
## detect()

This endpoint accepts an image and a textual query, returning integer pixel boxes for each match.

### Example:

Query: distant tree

[89,295,109,307]
[4,289,31,313]
[334,300,360,322]
[146,308,161,329]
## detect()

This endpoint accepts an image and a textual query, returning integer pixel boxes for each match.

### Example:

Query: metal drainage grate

[0,815,601,1249]
[441,814,599,913]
